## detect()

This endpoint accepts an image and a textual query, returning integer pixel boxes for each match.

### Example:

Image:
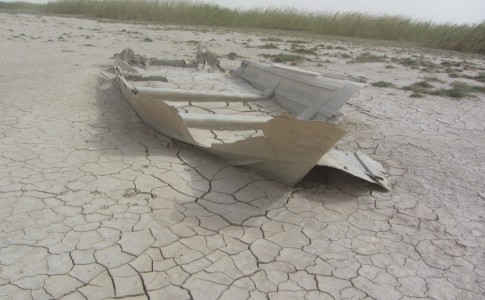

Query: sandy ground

[1,13,484,300]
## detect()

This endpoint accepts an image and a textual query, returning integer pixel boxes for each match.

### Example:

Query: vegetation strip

[1,0,484,54]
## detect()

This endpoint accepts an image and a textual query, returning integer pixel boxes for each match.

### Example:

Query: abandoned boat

[114,48,389,190]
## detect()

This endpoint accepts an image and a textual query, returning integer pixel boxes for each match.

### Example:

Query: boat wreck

[114,48,389,190]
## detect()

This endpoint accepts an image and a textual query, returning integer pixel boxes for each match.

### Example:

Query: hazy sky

[6,0,485,24]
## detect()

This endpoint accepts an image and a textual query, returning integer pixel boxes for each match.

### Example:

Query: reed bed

[0,1,41,9]
[15,0,485,54]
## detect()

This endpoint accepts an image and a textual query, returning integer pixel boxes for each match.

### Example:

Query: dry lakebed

[0,13,484,300]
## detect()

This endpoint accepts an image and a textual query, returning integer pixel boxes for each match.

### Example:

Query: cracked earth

[1,13,484,300]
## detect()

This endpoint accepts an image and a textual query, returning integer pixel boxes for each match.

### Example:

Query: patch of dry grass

[5,0,485,54]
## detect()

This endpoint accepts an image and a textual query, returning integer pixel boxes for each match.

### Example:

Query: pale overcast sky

[6,0,485,24]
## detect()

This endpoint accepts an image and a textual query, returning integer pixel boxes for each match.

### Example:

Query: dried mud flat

[1,13,484,300]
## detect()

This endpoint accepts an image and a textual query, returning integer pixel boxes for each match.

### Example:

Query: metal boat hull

[114,48,389,189]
